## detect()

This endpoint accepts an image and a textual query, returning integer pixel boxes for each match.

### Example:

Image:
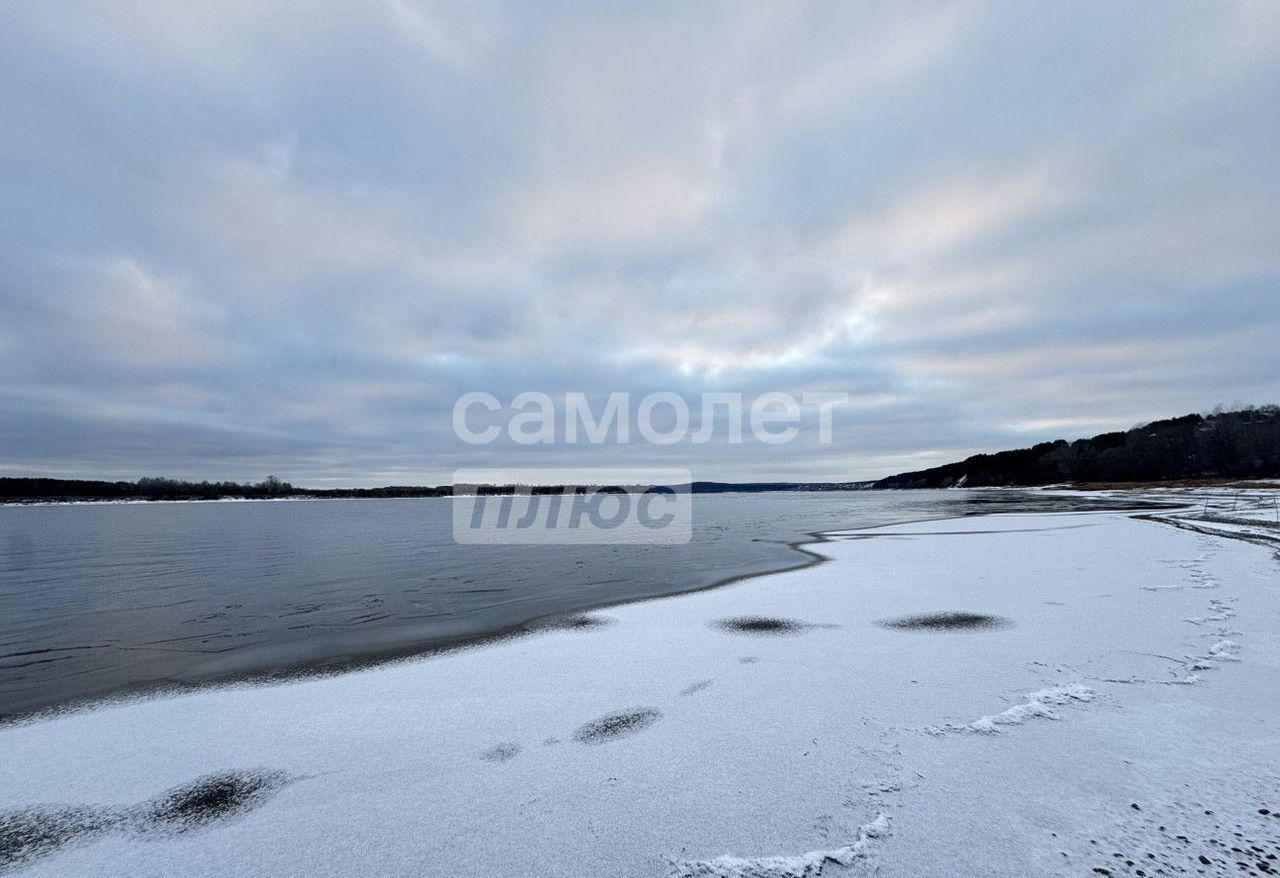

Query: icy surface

[2,507,1279,876]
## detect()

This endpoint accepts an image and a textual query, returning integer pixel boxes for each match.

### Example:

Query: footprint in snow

[480,742,522,763]
[573,708,662,745]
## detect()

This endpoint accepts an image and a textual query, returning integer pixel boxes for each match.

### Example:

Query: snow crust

[942,684,1097,735]
[667,813,890,878]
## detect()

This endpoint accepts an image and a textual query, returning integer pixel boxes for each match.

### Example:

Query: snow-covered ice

[2,507,1279,876]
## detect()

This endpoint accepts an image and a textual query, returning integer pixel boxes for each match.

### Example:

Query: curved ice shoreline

[1,489,1170,724]
[2,505,1279,877]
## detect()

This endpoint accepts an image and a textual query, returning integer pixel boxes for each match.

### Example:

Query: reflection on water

[0,490,1163,719]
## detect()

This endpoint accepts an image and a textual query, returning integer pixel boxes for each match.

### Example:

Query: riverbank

[3,502,1278,876]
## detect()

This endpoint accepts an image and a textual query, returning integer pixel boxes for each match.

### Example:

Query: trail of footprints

[1085,538,1245,688]
[478,613,836,763]
[481,608,1033,759]
[1152,538,1245,684]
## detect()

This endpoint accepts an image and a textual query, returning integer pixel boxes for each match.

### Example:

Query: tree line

[873,405,1280,489]
[0,475,304,502]
[0,477,858,503]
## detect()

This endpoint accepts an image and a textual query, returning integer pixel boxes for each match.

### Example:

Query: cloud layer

[1,1,1277,483]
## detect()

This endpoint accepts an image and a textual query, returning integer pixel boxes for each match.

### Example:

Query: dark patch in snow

[480,742,521,763]
[534,614,614,632]
[680,679,714,696]
[878,612,1012,632]
[573,708,662,745]
[0,806,118,873]
[710,616,820,636]
[0,769,288,872]
[130,770,289,835]
[738,656,760,664]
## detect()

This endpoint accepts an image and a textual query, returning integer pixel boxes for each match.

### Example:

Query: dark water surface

[0,490,1161,719]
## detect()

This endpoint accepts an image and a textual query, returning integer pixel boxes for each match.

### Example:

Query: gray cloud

[0,1,1277,484]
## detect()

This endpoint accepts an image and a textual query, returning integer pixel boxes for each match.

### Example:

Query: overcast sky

[1,2,1277,485]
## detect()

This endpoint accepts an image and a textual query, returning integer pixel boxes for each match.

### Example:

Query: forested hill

[873,407,1280,489]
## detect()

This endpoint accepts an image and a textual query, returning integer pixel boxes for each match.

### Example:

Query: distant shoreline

[5,405,1277,504]
[2,477,1277,506]
[0,477,874,505]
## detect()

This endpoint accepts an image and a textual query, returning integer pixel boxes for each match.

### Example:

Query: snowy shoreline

[2,503,1279,877]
